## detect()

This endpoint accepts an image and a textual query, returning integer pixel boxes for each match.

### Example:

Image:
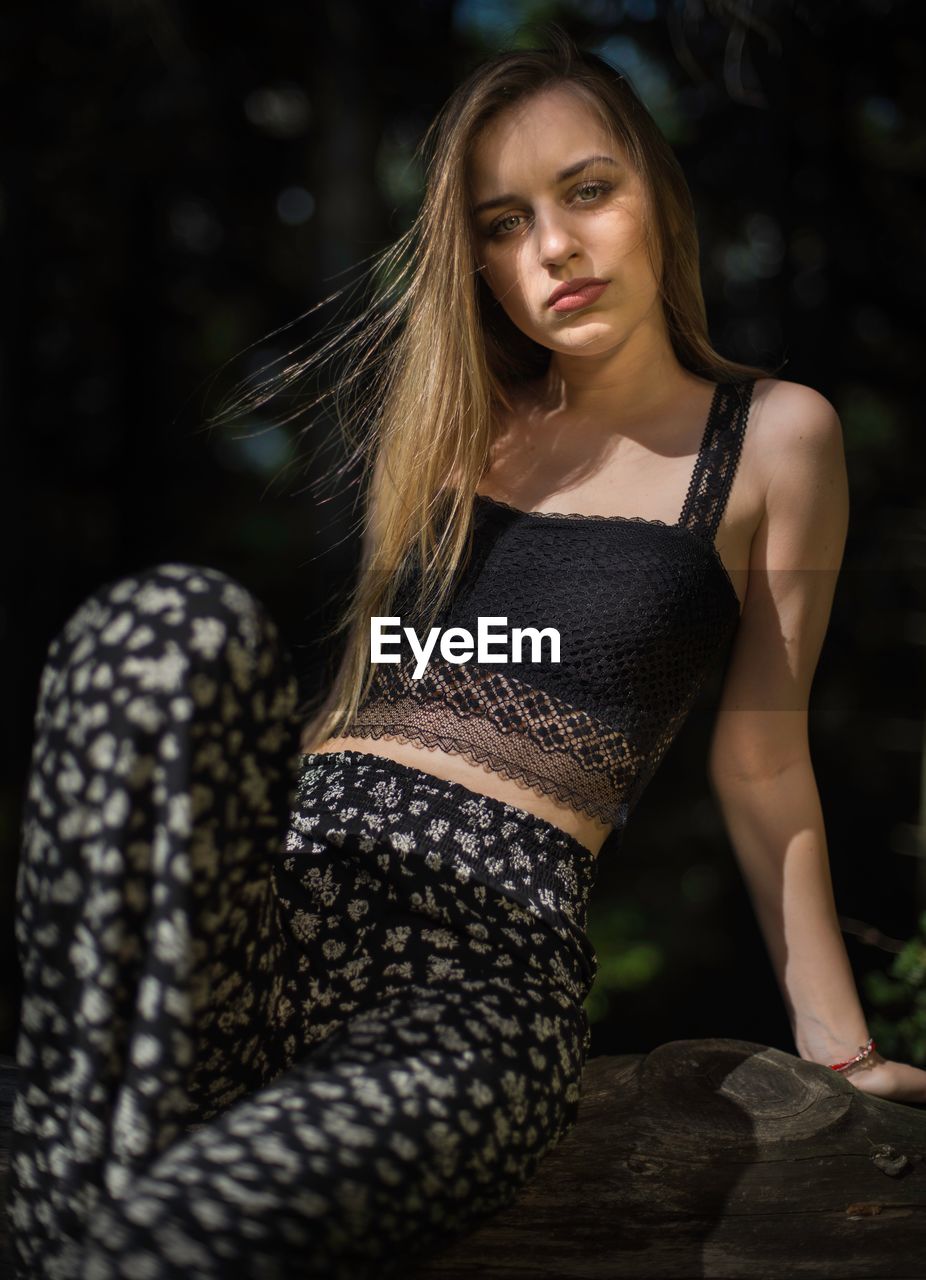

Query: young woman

[9,27,924,1280]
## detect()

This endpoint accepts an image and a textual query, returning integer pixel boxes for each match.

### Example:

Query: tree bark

[412,1039,926,1278]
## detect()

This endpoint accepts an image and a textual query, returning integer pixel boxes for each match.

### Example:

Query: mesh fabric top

[343,380,756,848]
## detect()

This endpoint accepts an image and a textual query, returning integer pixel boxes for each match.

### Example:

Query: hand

[836,1052,926,1106]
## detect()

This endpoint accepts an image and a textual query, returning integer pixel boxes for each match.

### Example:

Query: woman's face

[468,84,663,359]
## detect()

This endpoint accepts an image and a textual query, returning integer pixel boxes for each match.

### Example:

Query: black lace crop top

[342,380,755,849]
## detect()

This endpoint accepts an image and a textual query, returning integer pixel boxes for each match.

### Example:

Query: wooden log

[1,1041,924,1278]
[411,1039,926,1278]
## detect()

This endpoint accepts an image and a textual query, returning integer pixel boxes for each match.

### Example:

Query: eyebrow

[471,154,619,216]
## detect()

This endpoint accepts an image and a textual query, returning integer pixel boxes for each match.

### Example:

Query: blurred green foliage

[584,909,665,1025]
[866,912,926,1066]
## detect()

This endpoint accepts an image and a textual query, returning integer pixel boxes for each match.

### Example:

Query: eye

[487,212,521,237]
[484,180,613,238]
[574,179,611,202]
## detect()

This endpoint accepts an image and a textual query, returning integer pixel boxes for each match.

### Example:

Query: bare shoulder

[745,377,848,574]
[748,376,844,488]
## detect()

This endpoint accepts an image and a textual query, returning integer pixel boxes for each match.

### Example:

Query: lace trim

[679,380,755,541]
[471,379,754,618]
[471,382,734,529]
[343,679,708,831]
[342,660,646,827]
[336,724,617,825]
[474,492,679,526]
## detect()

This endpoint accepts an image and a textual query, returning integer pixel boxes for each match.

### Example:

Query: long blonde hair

[208,24,777,750]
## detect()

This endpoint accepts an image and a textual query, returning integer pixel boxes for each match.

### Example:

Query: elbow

[707,741,813,798]
[708,711,813,794]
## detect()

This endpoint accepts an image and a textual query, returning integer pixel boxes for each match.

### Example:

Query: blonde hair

[207,24,777,750]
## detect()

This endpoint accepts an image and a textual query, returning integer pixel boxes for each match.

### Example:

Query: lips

[548,281,609,313]
[547,277,608,306]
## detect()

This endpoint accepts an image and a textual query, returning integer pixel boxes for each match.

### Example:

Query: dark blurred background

[3,0,925,1065]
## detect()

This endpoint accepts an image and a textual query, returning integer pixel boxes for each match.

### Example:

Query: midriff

[306,732,613,858]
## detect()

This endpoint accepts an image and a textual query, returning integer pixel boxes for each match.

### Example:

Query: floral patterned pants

[6,563,600,1279]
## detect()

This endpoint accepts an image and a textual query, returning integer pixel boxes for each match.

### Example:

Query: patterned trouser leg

[6,563,596,1280]
[7,564,306,1278]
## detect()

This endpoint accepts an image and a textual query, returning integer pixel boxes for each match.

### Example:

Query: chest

[396,507,740,710]
[477,419,762,617]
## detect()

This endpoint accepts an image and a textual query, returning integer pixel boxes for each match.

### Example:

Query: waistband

[293,749,600,985]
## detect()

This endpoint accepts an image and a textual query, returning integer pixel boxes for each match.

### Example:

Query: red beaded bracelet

[829,1036,876,1072]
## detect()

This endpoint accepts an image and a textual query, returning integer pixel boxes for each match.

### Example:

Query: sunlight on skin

[467,82,708,427]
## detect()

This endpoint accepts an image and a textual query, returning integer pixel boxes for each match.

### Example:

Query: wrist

[799,1040,884,1077]
[795,1024,874,1068]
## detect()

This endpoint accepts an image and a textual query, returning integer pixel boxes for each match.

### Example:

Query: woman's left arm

[707,382,926,1104]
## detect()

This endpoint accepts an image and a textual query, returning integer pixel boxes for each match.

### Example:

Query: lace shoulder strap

[678,380,756,542]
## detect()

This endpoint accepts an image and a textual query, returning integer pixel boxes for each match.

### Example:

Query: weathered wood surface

[411,1039,926,1278]
[1,1041,924,1279]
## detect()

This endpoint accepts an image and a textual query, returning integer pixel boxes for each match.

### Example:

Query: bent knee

[44,562,287,692]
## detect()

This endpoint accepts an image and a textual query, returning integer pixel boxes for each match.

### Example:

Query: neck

[538,333,705,427]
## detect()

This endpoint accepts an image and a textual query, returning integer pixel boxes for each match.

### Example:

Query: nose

[535,205,582,268]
